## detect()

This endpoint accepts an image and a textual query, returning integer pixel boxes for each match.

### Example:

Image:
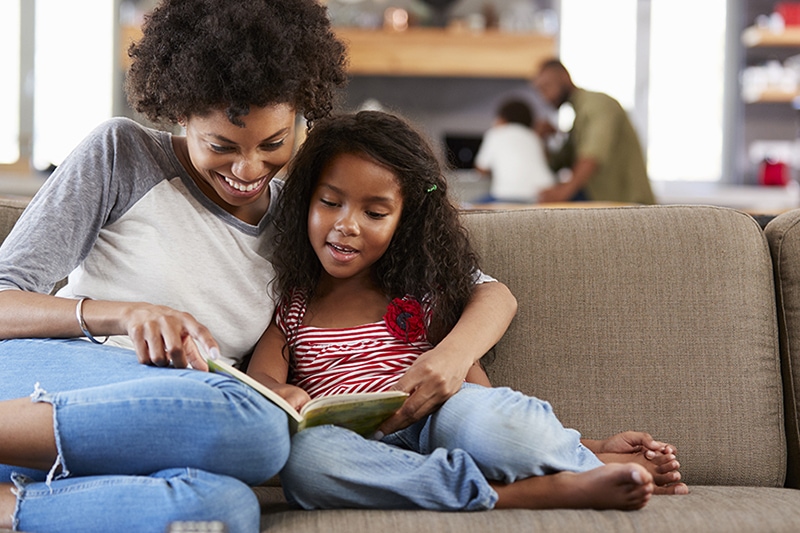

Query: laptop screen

[444,134,483,170]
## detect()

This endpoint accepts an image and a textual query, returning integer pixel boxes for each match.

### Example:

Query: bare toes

[654,458,680,474]
[653,482,689,495]
[653,469,681,486]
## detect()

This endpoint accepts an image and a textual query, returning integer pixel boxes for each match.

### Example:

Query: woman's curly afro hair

[125,0,348,126]
[273,111,481,344]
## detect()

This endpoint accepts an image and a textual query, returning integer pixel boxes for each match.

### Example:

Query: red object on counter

[776,2,800,26]
[759,159,790,186]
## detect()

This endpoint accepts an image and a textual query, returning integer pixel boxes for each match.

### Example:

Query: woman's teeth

[224,176,263,192]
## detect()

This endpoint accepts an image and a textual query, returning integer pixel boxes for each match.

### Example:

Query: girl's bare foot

[598,450,689,494]
[492,463,654,511]
[599,450,680,485]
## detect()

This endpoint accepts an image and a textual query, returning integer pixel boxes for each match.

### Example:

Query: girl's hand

[378,281,517,435]
[379,345,472,435]
[271,383,312,412]
[590,431,677,458]
[121,302,218,370]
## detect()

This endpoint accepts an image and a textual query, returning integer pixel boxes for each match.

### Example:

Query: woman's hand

[121,302,219,370]
[0,291,219,370]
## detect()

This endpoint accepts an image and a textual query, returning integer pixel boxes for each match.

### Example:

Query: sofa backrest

[0,196,68,294]
[765,210,800,488]
[0,196,787,488]
[0,196,29,244]
[461,205,785,487]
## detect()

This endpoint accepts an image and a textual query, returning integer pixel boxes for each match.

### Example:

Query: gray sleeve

[0,118,167,294]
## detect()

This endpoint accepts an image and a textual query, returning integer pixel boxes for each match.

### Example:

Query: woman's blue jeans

[0,338,290,533]
[281,382,603,510]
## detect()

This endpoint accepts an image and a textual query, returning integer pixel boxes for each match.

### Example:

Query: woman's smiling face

[182,103,296,224]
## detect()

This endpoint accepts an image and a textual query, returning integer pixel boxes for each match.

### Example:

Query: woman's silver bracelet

[75,297,109,345]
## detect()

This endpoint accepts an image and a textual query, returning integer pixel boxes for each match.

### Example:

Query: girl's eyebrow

[206,127,291,144]
[320,183,396,203]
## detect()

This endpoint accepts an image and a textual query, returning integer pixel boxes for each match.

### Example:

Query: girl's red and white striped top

[276,290,433,399]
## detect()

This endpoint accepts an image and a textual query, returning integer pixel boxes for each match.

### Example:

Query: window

[558,0,727,181]
[0,0,21,164]
[0,0,114,170]
[33,0,115,170]
[647,0,726,181]
[560,0,638,111]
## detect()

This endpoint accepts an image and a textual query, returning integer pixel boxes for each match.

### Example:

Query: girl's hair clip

[426,184,438,193]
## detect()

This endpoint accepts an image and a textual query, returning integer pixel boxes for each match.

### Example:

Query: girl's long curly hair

[125,0,348,126]
[273,111,481,344]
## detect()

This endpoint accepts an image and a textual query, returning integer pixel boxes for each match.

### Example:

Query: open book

[207,359,408,437]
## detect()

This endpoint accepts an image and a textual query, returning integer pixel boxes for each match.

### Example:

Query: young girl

[247,111,687,512]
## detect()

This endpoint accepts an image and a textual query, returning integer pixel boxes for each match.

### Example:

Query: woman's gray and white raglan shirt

[0,118,281,365]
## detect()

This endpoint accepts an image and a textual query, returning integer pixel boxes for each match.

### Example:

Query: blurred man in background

[533,59,656,205]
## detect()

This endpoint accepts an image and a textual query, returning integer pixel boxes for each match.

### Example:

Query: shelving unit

[745,88,799,103]
[336,28,555,78]
[120,25,556,79]
[742,25,800,47]
[738,8,800,184]
[741,25,800,103]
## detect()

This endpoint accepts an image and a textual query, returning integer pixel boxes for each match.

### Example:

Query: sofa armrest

[766,209,800,487]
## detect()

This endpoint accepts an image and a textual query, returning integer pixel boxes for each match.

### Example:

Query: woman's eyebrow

[206,127,291,144]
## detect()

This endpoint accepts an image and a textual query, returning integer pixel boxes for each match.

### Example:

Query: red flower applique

[383,296,426,343]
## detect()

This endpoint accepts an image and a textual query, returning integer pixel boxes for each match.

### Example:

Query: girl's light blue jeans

[0,338,291,533]
[281,382,603,510]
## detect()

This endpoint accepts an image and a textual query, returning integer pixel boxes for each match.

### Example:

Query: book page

[298,391,408,436]
[207,359,303,423]
[207,359,408,436]
[301,390,408,412]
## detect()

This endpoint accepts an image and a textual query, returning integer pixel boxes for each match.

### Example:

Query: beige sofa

[4,196,800,532]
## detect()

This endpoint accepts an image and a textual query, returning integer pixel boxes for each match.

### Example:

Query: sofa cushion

[765,209,800,487]
[461,206,784,487]
[260,486,800,533]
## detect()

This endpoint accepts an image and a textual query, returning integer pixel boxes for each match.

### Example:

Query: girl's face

[181,103,296,224]
[308,152,404,284]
